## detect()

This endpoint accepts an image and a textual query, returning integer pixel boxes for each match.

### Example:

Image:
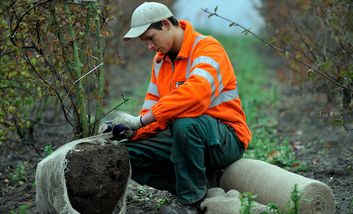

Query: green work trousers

[121,115,244,204]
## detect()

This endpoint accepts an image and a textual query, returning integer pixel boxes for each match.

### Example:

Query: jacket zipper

[170,61,175,92]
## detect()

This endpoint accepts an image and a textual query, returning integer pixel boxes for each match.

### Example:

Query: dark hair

[148,16,179,30]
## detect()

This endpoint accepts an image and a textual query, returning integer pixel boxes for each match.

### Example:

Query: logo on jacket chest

[175,81,185,88]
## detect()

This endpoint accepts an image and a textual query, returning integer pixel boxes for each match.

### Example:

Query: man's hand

[99,120,113,133]
[98,121,134,140]
[112,111,143,130]
[112,124,135,140]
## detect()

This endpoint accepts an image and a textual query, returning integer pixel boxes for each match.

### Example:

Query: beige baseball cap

[123,2,173,40]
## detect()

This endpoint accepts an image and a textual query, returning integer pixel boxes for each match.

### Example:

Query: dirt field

[277,83,353,214]
[0,49,352,213]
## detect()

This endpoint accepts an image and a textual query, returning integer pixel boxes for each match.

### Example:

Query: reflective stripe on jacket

[132,20,252,148]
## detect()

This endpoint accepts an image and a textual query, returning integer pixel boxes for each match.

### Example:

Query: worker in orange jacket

[101,2,252,213]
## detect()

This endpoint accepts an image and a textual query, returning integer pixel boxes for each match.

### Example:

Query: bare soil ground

[277,83,353,214]
[1,47,352,213]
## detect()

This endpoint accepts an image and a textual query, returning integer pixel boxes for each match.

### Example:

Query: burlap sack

[35,133,129,214]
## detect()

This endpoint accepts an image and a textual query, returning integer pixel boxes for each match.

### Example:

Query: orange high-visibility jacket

[132,20,252,148]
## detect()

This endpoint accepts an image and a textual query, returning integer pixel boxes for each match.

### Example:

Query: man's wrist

[139,115,145,126]
[140,111,156,127]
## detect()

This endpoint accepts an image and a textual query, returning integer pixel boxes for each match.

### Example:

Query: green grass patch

[9,204,29,214]
[9,162,26,184]
[107,78,149,117]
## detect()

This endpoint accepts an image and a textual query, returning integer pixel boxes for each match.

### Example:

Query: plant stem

[91,2,105,134]
[64,3,89,137]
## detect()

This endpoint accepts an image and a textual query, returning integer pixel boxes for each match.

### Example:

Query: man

[105,2,252,213]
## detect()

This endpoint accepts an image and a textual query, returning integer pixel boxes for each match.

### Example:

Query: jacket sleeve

[151,38,230,122]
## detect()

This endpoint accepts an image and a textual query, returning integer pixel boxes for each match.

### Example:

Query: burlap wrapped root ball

[220,159,335,214]
[36,137,130,214]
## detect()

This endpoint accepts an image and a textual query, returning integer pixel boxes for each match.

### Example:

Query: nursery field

[1,35,352,213]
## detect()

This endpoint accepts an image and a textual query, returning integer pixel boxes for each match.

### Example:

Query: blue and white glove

[112,124,135,140]
[98,120,135,140]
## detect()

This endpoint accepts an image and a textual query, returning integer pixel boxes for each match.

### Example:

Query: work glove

[98,120,113,133]
[98,121,134,140]
[112,111,143,130]
[112,124,135,140]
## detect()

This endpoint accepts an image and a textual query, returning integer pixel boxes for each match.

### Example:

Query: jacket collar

[155,20,200,63]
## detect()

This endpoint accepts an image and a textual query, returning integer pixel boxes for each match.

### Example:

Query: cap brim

[123,24,151,41]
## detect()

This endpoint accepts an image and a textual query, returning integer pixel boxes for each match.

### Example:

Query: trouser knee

[172,117,204,142]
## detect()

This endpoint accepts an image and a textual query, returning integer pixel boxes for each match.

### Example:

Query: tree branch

[202,8,353,93]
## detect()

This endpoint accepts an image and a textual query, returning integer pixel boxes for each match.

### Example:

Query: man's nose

[147,41,155,51]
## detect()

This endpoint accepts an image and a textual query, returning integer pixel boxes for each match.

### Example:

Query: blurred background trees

[259,0,353,129]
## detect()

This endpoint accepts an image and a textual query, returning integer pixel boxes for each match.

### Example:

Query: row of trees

[3,0,350,145]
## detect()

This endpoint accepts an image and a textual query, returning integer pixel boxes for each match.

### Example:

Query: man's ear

[161,19,171,30]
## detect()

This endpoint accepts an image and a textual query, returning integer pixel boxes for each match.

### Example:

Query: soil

[1,45,352,214]
[65,142,130,214]
[277,83,353,214]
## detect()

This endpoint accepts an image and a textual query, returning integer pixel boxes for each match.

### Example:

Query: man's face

[139,25,173,54]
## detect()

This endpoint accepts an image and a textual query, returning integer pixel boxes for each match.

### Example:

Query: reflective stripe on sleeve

[209,88,239,108]
[190,68,216,99]
[142,100,157,110]
[186,35,206,78]
[192,56,220,73]
[147,82,159,97]
[191,56,224,92]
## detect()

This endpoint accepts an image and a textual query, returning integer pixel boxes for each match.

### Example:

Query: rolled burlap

[201,188,241,214]
[220,159,335,214]
[201,188,269,214]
